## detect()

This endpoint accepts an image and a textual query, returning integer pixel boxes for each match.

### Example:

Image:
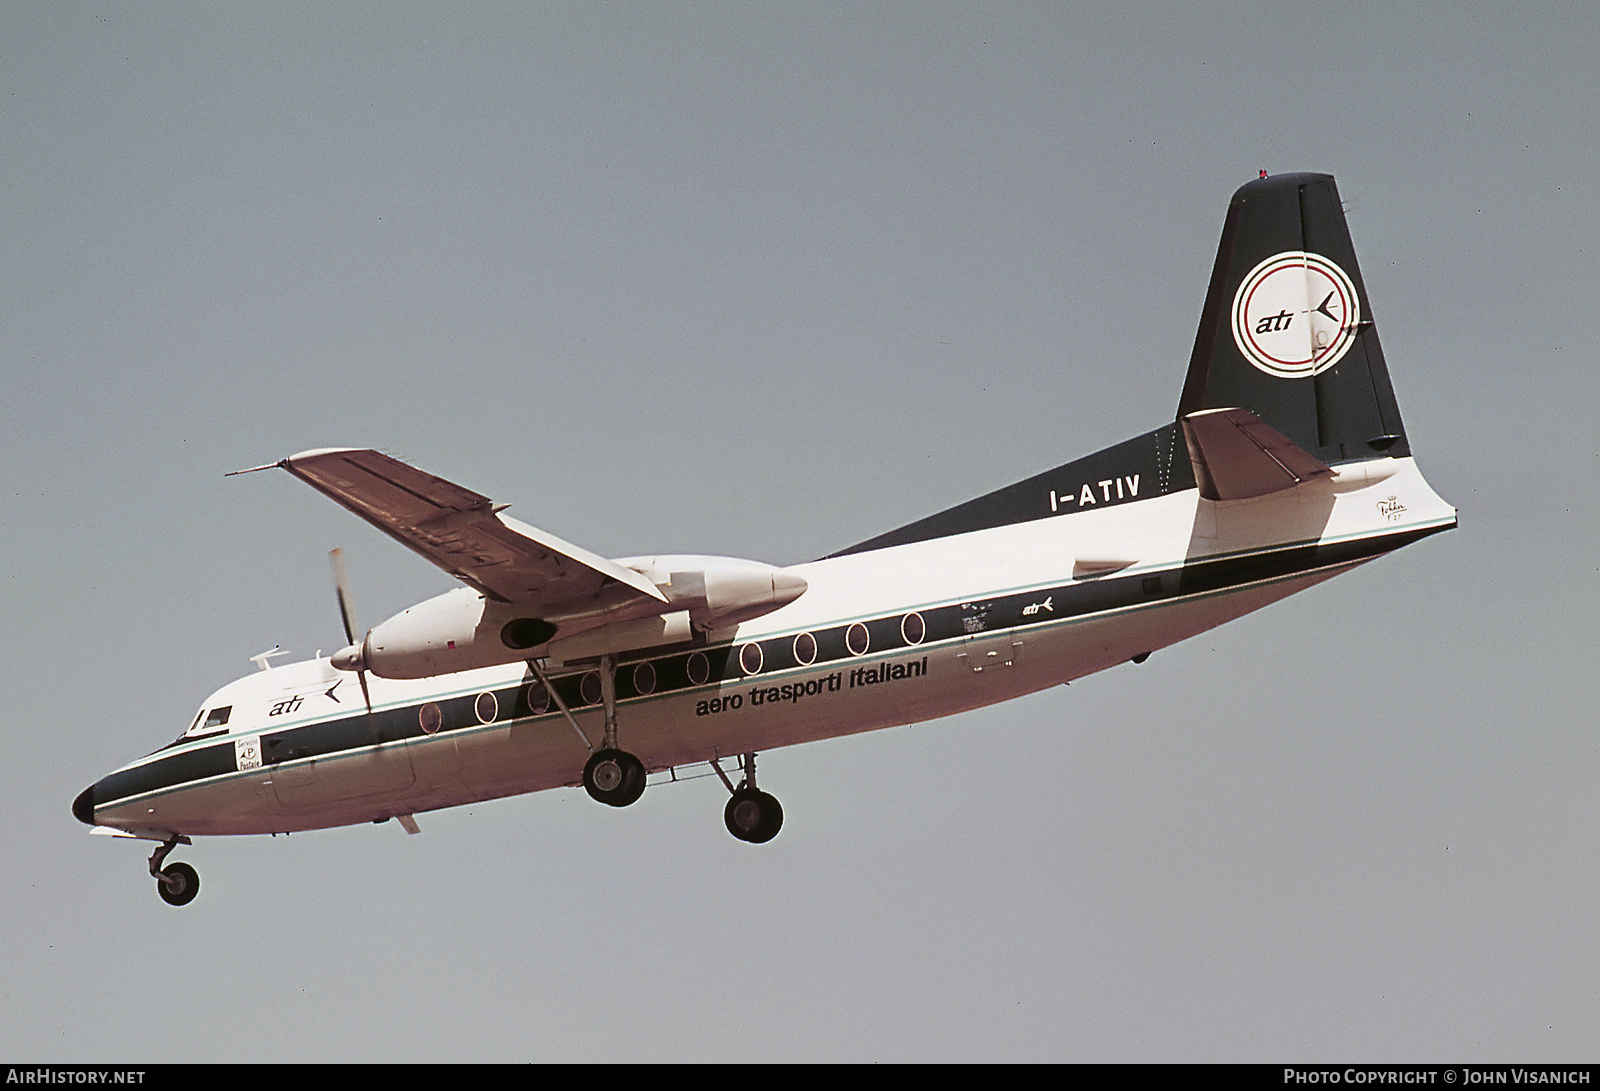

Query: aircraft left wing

[268,448,667,612]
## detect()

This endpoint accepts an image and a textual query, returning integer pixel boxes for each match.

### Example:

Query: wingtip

[226,448,370,477]
[223,460,285,478]
[283,446,369,464]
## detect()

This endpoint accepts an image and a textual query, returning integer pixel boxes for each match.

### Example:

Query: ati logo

[1231,251,1361,379]
[268,694,305,717]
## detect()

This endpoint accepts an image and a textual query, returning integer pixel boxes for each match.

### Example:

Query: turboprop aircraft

[75,172,1456,905]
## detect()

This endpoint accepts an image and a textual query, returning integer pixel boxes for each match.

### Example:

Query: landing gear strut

[538,653,648,808]
[714,753,783,844]
[148,835,199,906]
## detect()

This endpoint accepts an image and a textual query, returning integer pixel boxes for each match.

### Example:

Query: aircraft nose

[72,784,97,826]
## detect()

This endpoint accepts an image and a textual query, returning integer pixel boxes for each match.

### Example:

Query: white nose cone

[330,643,365,671]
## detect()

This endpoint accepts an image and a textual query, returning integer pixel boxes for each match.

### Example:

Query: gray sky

[4,3,1597,1062]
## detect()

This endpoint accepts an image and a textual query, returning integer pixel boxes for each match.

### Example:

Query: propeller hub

[330,643,365,672]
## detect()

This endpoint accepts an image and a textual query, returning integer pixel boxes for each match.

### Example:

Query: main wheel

[157,862,200,906]
[724,787,783,843]
[583,749,646,807]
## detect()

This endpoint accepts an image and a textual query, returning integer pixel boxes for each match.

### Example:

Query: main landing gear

[541,655,783,841]
[713,752,783,844]
[583,748,646,807]
[149,835,199,907]
[532,654,651,809]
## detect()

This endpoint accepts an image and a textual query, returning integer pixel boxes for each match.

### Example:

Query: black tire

[157,862,200,907]
[724,788,783,844]
[583,749,646,807]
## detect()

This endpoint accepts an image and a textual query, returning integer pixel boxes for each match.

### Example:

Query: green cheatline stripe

[89,521,1446,813]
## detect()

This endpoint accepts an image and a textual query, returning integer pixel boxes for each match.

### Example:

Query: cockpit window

[174,706,232,745]
[170,705,230,749]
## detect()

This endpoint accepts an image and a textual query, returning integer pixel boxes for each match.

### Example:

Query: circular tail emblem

[1231,251,1360,378]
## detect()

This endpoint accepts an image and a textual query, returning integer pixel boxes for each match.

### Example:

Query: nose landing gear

[149,835,199,907]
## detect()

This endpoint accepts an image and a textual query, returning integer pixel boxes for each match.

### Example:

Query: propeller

[329,548,377,737]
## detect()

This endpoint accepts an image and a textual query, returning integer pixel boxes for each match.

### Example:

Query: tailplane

[1178,172,1408,465]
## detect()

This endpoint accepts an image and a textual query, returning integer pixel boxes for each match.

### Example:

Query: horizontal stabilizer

[1181,408,1332,501]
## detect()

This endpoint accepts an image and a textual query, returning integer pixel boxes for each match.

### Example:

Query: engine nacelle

[332,555,807,679]
[616,555,808,632]
[332,586,507,679]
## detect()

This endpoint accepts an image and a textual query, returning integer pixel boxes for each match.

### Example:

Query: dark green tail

[1178,172,1409,464]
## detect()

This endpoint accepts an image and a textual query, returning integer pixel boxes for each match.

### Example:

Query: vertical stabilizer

[1178,173,1408,464]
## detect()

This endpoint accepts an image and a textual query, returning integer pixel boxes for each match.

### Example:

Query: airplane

[74,172,1456,905]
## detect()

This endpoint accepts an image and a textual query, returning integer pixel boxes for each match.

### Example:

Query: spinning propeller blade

[330,548,360,648]
[328,549,377,733]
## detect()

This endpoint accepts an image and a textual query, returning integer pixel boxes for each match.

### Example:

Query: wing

[274,448,666,613]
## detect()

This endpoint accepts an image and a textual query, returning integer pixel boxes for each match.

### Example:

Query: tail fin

[1178,172,1409,464]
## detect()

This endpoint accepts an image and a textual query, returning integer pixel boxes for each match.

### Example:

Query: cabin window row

[511,610,934,718]
[225,572,1174,747]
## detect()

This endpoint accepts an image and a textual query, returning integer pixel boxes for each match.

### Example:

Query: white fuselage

[86,457,1455,838]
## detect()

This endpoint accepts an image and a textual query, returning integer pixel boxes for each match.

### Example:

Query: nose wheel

[149,835,200,906]
[157,862,200,906]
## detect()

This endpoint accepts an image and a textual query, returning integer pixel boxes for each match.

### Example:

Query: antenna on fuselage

[249,646,288,672]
